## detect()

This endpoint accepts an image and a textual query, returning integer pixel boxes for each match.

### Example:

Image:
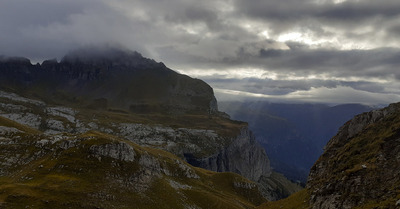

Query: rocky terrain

[0,48,301,207]
[307,102,400,209]
[258,102,400,209]
[0,116,266,208]
[0,90,271,183]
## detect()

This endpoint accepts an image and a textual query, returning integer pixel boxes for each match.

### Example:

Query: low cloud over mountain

[1,0,400,104]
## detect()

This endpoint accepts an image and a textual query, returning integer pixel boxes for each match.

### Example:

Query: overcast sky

[1,0,400,105]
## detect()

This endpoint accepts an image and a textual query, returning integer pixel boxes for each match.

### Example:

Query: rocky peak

[60,46,167,71]
[0,48,218,114]
[0,56,32,64]
[0,56,35,71]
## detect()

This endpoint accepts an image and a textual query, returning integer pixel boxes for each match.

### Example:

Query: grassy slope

[308,106,400,208]
[0,116,41,134]
[259,172,303,199]
[258,104,400,209]
[0,119,265,209]
[76,107,247,137]
[257,189,310,209]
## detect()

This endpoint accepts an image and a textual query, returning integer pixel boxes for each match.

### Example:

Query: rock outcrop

[184,127,271,182]
[0,90,273,188]
[0,47,217,115]
[307,103,400,209]
[0,120,266,208]
[0,47,290,199]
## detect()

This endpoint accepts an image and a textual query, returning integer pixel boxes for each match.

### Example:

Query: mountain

[0,116,265,208]
[307,102,400,208]
[0,47,218,115]
[219,101,373,182]
[258,102,400,209]
[0,47,301,206]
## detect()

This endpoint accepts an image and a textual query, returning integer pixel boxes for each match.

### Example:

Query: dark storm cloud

[0,0,116,60]
[232,0,400,43]
[0,0,399,104]
[256,48,400,77]
[161,44,400,81]
[234,0,400,22]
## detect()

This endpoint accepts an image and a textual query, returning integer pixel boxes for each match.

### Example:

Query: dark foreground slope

[0,116,265,209]
[257,102,400,209]
[307,102,400,208]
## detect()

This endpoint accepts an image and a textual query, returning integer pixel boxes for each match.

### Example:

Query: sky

[1,0,400,105]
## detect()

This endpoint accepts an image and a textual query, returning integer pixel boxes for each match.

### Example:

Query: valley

[1,48,399,208]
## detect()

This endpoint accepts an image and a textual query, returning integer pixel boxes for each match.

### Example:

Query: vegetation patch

[257,189,310,209]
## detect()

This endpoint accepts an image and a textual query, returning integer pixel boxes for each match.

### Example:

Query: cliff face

[0,47,217,115]
[0,89,271,182]
[0,48,287,200]
[184,127,271,182]
[307,103,400,209]
[0,117,266,208]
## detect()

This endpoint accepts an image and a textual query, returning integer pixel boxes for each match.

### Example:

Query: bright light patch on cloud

[287,86,400,105]
[277,31,331,48]
[178,68,270,79]
[215,86,400,105]
[278,32,302,42]
[332,0,347,4]
[260,31,270,39]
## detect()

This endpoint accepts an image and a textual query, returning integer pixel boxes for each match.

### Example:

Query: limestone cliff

[0,117,266,208]
[184,127,271,182]
[0,48,272,183]
[0,47,300,201]
[0,90,273,191]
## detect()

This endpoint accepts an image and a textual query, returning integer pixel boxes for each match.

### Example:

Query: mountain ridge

[0,48,302,205]
[0,47,217,115]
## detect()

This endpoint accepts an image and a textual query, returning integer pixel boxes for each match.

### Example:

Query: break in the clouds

[1,0,400,105]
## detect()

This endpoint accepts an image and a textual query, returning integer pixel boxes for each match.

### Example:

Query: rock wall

[0,49,217,115]
[184,127,271,182]
[0,90,271,184]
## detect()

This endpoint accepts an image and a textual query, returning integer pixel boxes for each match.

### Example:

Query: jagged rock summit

[0,46,218,115]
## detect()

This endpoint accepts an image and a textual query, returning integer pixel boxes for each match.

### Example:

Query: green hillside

[0,117,265,208]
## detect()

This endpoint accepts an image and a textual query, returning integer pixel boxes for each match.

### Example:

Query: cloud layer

[1,0,399,104]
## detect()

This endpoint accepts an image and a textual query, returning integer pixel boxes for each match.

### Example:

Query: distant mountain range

[219,101,374,182]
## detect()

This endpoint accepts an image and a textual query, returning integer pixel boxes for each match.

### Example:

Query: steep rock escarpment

[0,118,266,208]
[0,47,217,114]
[184,127,270,182]
[0,47,287,199]
[307,103,400,209]
[0,90,277,196]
